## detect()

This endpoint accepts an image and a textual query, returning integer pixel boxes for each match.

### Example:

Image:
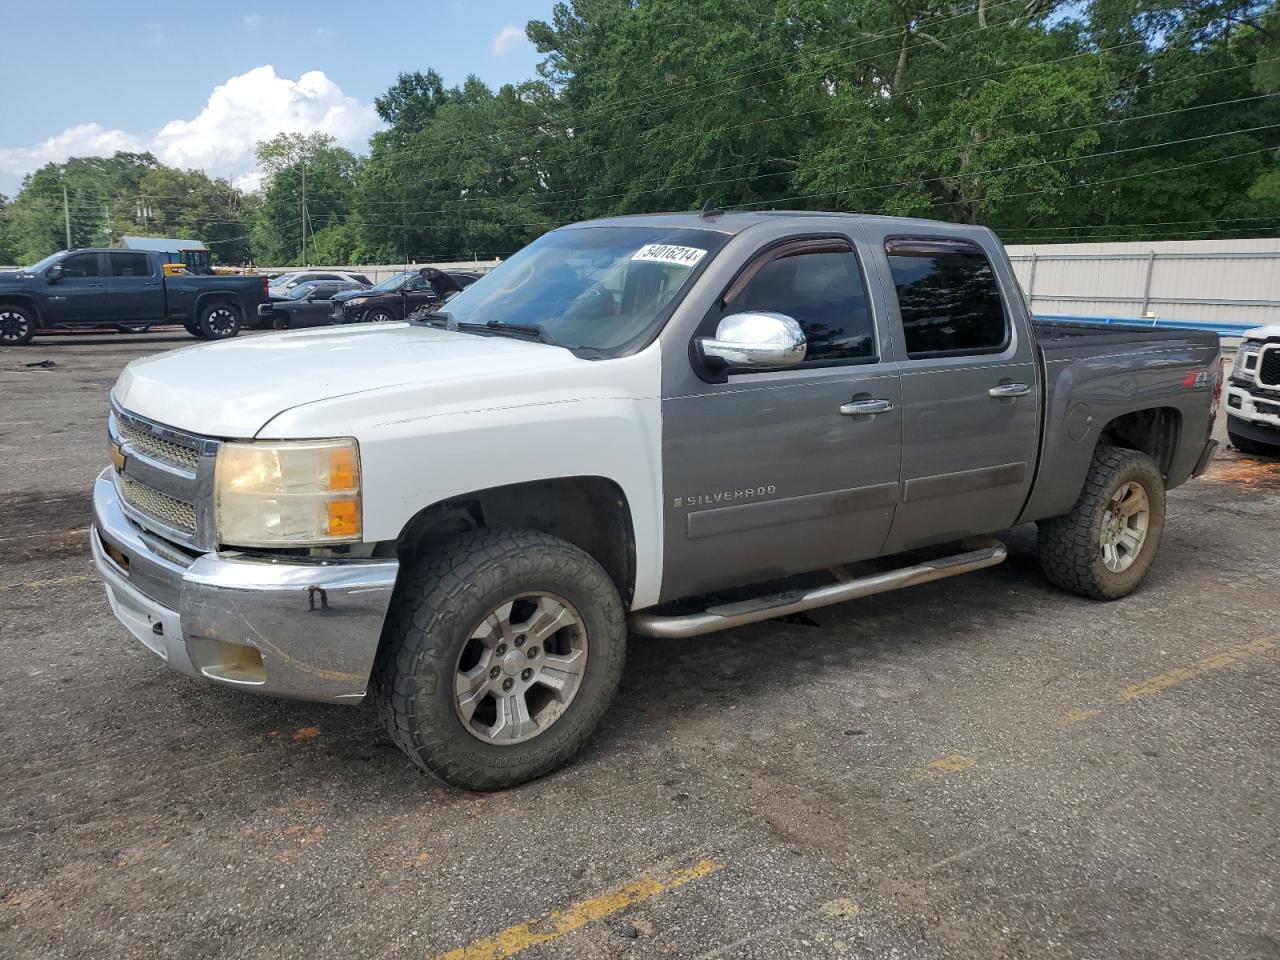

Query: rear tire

[1227,426,1279,457]
[372,528,626,790]
[197,302,241,340]
[1037,446,1166,600]
[0,304,37,346]
[183,322,203,338]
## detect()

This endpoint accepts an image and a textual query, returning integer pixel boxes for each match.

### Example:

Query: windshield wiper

[457,319,559,346]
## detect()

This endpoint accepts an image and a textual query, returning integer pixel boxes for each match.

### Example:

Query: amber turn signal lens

[327,500,360,537]
[328,446,358,491]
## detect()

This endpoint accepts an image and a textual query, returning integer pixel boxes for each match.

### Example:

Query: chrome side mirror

[697,311,806,371]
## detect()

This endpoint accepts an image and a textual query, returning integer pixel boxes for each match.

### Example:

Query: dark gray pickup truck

[0,248,270,345]
[91,211,1223,790]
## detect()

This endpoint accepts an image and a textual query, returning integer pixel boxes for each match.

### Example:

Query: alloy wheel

[1100,480,1150,573]
[0,309,32,344]
[454,593,588,744]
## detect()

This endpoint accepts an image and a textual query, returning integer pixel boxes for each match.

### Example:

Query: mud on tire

[1037,446,1167,600]
[371,528,627,790]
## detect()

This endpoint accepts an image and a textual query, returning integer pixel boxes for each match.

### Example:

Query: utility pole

[300,161,307,266]
[62,186,72,250]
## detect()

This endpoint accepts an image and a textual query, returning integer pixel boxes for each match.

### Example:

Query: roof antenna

[699,198,724,218]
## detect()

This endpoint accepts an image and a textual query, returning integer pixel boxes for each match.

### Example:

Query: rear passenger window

[886,238,1008,358]
[723,242,875,363]
[109,252,150,277]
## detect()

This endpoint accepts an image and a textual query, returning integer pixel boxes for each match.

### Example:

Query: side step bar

[628,538,1007,639]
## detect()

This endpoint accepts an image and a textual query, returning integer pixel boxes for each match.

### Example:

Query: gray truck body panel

[621,212,1219,603]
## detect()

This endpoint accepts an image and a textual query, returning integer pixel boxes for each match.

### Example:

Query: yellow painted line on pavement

[435,857,723,960]
[912,753,977,779]
[1059,636,1276,726]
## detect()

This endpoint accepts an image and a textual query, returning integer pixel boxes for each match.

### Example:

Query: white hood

[114,324,578,437]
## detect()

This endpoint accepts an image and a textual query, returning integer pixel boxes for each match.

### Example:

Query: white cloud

[0,66,380,192]
[491,24,527,56]
[0,123,149,178]
[243,12,261,29]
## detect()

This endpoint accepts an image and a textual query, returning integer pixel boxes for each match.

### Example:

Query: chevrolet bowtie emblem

[111,442,126,472]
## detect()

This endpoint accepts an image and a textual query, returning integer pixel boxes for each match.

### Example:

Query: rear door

[870,233,1040,553]
[46,252,109,323]
[107,252,164,320]
[659,232,903,600]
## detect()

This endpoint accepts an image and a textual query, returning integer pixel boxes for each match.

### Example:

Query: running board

[628,538,1007,639]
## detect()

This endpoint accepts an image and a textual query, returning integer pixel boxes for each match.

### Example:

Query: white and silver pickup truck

[1226,325,1280,456]
[92,212,1223,789]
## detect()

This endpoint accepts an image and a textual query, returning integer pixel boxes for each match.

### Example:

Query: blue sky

[0,0,555,196]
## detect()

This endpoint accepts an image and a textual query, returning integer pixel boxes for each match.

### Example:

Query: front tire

[0,304,37,346]
[1037,447,1166,600]
[197,302,241,340]
[365,309,395,324]
[372,529,627,790]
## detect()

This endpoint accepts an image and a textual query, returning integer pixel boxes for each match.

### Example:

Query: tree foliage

[2,0,1277,266]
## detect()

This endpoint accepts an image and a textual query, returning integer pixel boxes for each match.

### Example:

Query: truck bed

[1033,318,1220,360]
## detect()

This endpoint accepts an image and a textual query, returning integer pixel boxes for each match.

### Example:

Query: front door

[660,235,903,600]
[46,252,109,323]
[871,234,1040,553]
[107,252,164,320]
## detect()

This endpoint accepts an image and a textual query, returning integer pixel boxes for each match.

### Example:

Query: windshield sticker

[632,244,708,267]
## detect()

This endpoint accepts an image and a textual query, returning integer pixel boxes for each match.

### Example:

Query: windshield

[371,272,412,292]
[436,226,727,356]
[286,282,325,300]
[26,253,63,273]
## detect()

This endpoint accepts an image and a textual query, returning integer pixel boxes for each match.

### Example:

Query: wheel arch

[1096,406,1182,478]
[0,294,43,324]
[395,476,638,605]
[193,290,244,319]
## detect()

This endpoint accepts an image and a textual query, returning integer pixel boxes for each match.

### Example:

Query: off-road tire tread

[1037,446,1166,601]
[371,528,626,790]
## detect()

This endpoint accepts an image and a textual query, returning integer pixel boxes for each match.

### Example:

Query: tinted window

[109,252,151,277]
[62,253,101,278]
[724,245,874,363]
[886,239,1007,358]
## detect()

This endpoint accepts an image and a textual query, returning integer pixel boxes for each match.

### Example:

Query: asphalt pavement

[1,329,1278,960]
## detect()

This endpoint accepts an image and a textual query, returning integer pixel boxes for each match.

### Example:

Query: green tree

[251,133,361,265]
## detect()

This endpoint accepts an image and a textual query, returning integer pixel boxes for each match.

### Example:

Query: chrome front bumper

[91,468,399,703]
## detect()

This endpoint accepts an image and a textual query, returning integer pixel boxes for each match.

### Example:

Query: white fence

[1005,238,1280,331]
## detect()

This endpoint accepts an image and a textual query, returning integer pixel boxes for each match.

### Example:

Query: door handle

[840,399,894,416]
[989,383,1030,398]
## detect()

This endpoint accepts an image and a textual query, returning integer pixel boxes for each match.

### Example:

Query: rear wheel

[1037,446,1166,600]
[372,528,626,790]
[1227,426,1280,457]
[197,302,241,340]
[117,323,151,334]
[0,304,37,346]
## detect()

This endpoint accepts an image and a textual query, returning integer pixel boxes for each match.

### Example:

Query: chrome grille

[117,419,199,471]
[118,475,196,534]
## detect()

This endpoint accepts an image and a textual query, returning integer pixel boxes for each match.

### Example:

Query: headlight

[214,438,361,547]
[345,297,367,308]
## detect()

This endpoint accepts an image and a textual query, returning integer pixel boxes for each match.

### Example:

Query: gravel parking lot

[2,330,1278,960]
